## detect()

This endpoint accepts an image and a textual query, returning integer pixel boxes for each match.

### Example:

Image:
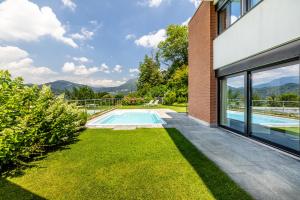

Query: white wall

[213,0,300,69]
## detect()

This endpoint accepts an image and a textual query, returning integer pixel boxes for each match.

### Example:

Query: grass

[120,103,187,113]
[0,128,252,200]
[271,127,300,137]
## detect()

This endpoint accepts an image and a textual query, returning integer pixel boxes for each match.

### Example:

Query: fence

[227,99,300,117]
[67,97,189,115]
[67,98,123,115]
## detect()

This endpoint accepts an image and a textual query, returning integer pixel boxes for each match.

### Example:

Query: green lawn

[120,103,187,113]
[1,128,252,200]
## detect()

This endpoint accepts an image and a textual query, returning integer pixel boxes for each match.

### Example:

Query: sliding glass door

[251,63,300,152]
[219,60,300,154]
[220,74,246,134]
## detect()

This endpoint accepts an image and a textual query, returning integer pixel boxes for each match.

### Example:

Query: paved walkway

[164,112,300,200]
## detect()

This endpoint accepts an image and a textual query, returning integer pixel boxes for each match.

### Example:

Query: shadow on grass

[165,128,253,200]
[0,178,46,200]
[1,136,80,178]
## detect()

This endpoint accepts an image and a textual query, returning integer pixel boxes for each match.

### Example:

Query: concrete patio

[163,111,300,200]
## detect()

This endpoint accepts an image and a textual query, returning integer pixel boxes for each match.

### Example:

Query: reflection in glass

[218,5,229,33]
[250,0,261,8]
[230,0,241,24]
[221,74,246,133]
[251,64,300,151]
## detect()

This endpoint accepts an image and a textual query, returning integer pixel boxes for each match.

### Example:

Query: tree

[137,55,163,95]
[168,65,188,101]
[157,25,188,78]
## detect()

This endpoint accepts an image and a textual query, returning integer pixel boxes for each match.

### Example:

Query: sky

[0,0,201,87]
[227,64,299,88]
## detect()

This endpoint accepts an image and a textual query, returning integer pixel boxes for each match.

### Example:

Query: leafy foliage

[136,25,189,105]
[157,25,188,78]
[0,71,87,170]
[137,55,163,96]
[65,86,109,100]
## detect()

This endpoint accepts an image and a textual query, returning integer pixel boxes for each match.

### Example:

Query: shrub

[0,71,87,170]
[122,96,145,105]
[177,96,187,103]
[163,91,177,105]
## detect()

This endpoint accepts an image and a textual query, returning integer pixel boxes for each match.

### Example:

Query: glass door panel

[251,63,300,152]
[220,74,246,133]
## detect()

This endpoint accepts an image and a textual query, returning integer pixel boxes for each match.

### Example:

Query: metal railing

[67,98,123,115]
[227,99,300,117]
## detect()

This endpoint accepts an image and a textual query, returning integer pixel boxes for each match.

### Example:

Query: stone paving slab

[162,112,300,200]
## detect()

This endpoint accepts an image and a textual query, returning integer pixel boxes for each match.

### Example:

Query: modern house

[188,0,300,155]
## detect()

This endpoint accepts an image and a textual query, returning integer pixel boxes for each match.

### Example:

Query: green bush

[163,91,177,105]
[176,96,187,103]
[0,71,87,170]
[122,97,145,105]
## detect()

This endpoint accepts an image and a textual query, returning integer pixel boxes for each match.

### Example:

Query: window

[220,74,246,133]
[218,5,229,34]
[218,0,242,33]
[219,60,300,154]
[251,63,300,152]
[218,0,262,34]
[249,0,261,9]
[230,0,241,24]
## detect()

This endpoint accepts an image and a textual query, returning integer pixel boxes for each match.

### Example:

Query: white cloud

[148,0,163,7]
[129,68,139,73]
[113,65,123,73]
[99,63,110,74]
[252,64,299,86]
[70,28,94,41]
[182,17,191,26]
[190,0,201,7]
[84,79,125,87]
[73,57,89,63]
[0,46,56,84]
[135,29,166,48]
[138,0,164,7]
[126,34,136,40]
[0,0,77,48]
[62,62,100,75]
[231,15,238,24]
[0,46,127,87]
[62,0,76,11]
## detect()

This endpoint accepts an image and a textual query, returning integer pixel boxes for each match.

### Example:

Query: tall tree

[157,25,188,78]
[137,55,163,95]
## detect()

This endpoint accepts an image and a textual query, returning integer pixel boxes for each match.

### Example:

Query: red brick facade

[188,1,218,126]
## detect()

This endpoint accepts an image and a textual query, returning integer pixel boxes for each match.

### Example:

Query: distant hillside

[254,76,299,88]
[39,79,137,94]
[94,78,137,93]
[253,83,299,99]
[43,80,87,93]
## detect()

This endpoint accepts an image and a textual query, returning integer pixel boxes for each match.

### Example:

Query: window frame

[218,59,300,156]
[217,0,264,35]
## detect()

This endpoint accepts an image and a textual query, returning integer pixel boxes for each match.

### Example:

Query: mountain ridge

[39,78,137,94]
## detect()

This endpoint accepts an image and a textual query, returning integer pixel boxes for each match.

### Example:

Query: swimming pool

[227,111,299,126]
[87,110,166,126]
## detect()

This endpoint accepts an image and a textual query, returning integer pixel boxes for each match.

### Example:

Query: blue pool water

[227,111,299,125]
[89,110,165,125]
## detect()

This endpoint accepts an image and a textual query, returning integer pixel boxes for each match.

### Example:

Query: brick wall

[188,1,218,126]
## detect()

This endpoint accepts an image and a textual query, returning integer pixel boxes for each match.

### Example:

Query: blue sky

[0,0,200,87]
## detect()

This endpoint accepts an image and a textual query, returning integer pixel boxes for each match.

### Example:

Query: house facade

[188,0,300,155]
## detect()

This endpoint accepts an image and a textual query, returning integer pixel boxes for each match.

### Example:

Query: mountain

[43,80,87,93]
[39,79,137,94]
[94,78,137,93]
[254,76,299,88]
[253,83,299,99]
